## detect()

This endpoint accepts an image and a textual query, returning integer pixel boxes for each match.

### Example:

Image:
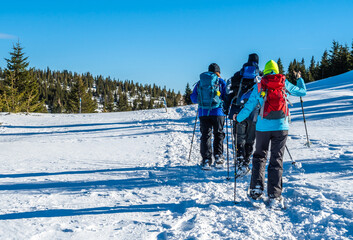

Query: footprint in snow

[180,215,196,232]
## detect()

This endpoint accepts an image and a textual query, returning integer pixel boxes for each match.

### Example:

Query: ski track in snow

[0,71,353,239]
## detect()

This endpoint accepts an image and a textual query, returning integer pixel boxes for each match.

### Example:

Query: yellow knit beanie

[263,60,279,75]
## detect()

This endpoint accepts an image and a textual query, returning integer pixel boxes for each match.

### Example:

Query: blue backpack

[242,65,258,79]
[197,72,222,113]
[235,64,259,106]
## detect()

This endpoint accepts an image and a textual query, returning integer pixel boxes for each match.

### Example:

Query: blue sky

[1,0,353,92]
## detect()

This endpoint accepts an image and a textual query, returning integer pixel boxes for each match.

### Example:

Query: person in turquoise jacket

[233,60,307,208]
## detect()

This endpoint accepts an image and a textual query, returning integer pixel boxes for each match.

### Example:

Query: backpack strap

[257,82,262,93]
[282,88,293,122]
[259,89,267,119]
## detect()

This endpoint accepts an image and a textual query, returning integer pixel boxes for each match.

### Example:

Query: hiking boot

[236,155,244,162]
[236,155,245,169]
[248,185,263,200]
[268,196,285,209]
[236,164,250,178]
[236,146,246,166]
[201,159,212,170]
[214,155,224,169]
[214,155,224,165]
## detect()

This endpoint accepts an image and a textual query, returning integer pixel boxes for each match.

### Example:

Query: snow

[1,71,353,239]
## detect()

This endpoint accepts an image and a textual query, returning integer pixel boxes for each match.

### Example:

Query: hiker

[234,60,307,208]
[190,63,227,170]
[223,53,261,177]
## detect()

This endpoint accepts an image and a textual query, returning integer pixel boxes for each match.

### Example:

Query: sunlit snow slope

[0,71,352,240]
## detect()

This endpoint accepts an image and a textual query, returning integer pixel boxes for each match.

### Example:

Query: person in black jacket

[223,53,261,176]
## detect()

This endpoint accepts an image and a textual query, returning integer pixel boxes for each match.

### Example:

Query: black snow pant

[250,130,288,198]
[233,118,256,166]
[199,116,225,162]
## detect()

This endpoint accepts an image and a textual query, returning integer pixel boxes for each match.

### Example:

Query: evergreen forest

[0,42,183,113]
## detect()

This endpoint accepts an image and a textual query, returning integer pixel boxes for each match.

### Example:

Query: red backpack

[258,74,289,119]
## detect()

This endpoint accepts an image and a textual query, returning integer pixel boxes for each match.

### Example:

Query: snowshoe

[247,186,266,208]
[236,155,244,162]
[268,196,286,210]
[235,165,250,179]
[214,155,224,169]
[201,159,212,171]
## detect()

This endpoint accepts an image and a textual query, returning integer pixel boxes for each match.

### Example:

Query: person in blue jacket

[233,60,306,208]
[191,63,227,170]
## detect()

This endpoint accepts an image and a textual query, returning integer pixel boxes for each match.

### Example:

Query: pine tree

[51,81,64,113]
[1,71,27,112]
[337,44,350,74]
[286,60,296,83]
[299,58,308,82]
[1,42,46,113]
[117,92,130,111]
[277,58,285,74]
[140,95,148,110]
[320,50,330,79]
[67,76,97,113]
[5,42,29,90]
[148,98,154,109]
[184,83,193,105]
[329,40,340,76]
[132,98,139,110]
[308,56,317,82]
[175,92,182,106]
[23,69,47,112]
[104,90,115,112]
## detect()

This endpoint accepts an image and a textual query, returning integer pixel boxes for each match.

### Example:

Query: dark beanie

[208,63,221,73]
[248,53,259,64]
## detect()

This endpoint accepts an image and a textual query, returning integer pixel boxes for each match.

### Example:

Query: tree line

[0,42,183,113]
[184,40,353,102]
[277,40,353,83]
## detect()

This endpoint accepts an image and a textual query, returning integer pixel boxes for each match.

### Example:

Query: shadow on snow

[289,96,353,122]
[0,200,237,220]
[1,117,196,130]
[0,165,226,192]
[0,117,195,137]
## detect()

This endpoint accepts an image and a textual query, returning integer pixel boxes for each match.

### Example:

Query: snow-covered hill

[0,71,352,239]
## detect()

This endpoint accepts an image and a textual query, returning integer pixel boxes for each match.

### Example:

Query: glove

[293,71,301,79]
[223,107,229,115]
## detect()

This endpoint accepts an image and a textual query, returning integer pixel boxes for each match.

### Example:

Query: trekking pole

[233,120,238,203]
[300,97,310,147]
[230,120,236,164]
[285,145,296,165]
[226,117,230,180]
[188,109,198,162]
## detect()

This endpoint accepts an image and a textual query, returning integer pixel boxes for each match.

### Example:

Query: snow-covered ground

[0,71,353,240]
